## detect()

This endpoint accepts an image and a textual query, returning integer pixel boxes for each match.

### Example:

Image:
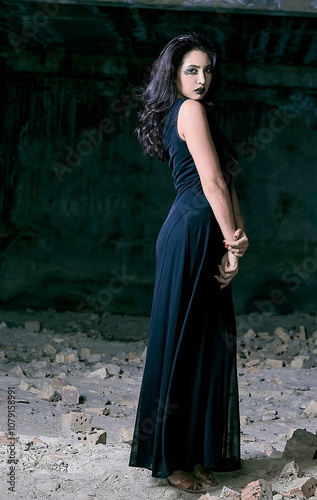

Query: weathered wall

[0,4,316,317]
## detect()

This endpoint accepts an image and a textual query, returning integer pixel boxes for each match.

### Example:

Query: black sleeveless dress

[129,98,241,478]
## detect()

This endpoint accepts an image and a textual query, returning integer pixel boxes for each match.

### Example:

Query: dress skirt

[129,183,241,478]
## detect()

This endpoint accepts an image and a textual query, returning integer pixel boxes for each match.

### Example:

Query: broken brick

[280,461,301,479]
[265,359,284,369]
[61,412,92,434]
[8,365,26,377]
[221,486,241,500]
[62,385,80,405]
[86,367,110,379]
[303,400,317,418]
[43,344,57,356]
[25,320,40,332]
[288,477,317,499]
[116,427,134,444]
[282,429,317,461]
[274,327,291,343]
[241,479,273,500]
[74,429,107,445]
[290,356,312,369]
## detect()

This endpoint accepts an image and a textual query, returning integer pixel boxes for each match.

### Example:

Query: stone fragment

[240,416,253,425]
[140,346,147,362]
[80,348,91,360]
[74,429,107,445]
[265,359,284,368]
[37,381,59,401]
[295,325,307,341]
[303,400,317,418]
[274,327,291,343]
[288,477,317,498]
[273,495,283,500]
[25,320,40,331]
[61,412,92,434]
[19,380,32,391]
[257,332,272,341]
[290,356,312,369]
[104,364,121,376]
[116,427,134,444]
[62,385,80,405]
[241,479,273,500]
[86,367,110,379]
[88,354,102,363]
[197,495,218,500]
[280,461,301,479]
[8,365,26,377]
[244,329,257,340]
[43,344,57,356]
[282,429,317,461]
[0,321,8,330]
[221,486,241,500]
[55,349,78,363]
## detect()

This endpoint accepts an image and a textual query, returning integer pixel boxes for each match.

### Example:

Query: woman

[129,33,249,494]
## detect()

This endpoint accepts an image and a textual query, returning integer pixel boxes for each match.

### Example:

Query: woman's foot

[193,464,218,486]
[167,470,206,494]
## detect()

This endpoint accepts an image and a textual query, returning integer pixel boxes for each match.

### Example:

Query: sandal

[167,470,206,494]
[193,464,218,486]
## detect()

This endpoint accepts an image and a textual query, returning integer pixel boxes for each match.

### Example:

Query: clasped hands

[214,228,249,289]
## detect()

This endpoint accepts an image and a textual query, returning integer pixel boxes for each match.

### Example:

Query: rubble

[241,480,273,500]
[303,400,317,418]
[0,309,316,499]
[279,460,301,479]
[282,429,317,461]
[287,476,317,498]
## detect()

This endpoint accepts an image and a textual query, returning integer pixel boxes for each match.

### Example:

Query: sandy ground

[0,309,316,500]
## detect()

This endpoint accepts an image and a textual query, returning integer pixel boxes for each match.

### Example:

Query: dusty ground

[0,309,316,500]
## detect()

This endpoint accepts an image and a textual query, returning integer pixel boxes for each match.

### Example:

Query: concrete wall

[0,4,316,317]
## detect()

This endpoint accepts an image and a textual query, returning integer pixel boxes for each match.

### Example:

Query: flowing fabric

[129,98,241,477]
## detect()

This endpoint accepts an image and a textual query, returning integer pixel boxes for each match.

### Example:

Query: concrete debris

[115,427,134,444]
[75,429,107,445]
[37,381,59,401]
[198,495,219,500]
[279,461,301,479]
[19,379,32,391]
[220,486,241,500]
[282,429,317,461]
[290,356,312,369]
[43,344,57,356]
[86,366,110,379]
[240,416,253,425]
[241,479,273,500]
[303,400,317,418]
[25,320,41,331]
[62,385,80,405]
[56,349,79,363]
[61,412,92,434]
[274,327,291,344]
[287,476,317,498]
[8,365,26,377]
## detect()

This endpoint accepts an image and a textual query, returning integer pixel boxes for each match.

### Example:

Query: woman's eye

[184,68,196,75]
[206,68,212,73]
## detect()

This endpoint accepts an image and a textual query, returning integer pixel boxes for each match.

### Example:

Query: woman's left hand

[223,229,249,258]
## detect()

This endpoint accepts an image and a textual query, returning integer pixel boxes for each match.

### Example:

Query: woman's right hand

[214,251,239,289]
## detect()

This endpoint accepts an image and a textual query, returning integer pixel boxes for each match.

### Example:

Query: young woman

[129,33,249,494]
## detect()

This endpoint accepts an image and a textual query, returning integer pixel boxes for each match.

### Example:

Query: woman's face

[175,49,212,101]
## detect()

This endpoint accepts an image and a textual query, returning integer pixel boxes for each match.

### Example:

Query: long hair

[135,33,221,160]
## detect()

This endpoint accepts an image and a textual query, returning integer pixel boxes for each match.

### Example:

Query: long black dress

[129,98,241,478]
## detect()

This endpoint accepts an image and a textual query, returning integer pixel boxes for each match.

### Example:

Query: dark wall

[0,4,316,317]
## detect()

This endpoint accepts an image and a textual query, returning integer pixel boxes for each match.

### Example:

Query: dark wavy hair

[135,33,221,160]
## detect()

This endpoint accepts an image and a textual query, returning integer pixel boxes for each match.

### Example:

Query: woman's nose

[197,72,205,84]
